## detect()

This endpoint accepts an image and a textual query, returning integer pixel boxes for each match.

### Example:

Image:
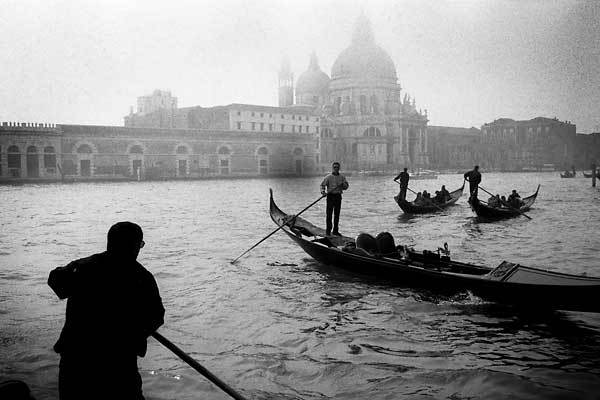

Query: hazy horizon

[1,0,598,133]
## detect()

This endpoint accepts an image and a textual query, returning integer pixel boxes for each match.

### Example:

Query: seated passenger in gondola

[434,190,443,203]
[500,195,508,207]
[414,192,424,205]
[507,189,523,208]
[422,191,432,204]
[487,194,501,207]
[440,185,451,202]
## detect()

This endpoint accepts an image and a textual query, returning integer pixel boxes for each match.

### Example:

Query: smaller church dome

[296,53,330,95]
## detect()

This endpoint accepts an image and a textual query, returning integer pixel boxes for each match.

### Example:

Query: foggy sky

[1,0,598,133]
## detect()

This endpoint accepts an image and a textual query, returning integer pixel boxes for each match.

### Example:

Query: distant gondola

[394,183,464,214]
[560,172,575,178]
[583,171,600,178]
[269,189,600,313]
[468,185,540,220]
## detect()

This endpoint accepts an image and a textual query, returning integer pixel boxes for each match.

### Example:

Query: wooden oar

[152,331,248,400]
[405,186,446,212]
[478,185,532,220]
[231,184,343,264]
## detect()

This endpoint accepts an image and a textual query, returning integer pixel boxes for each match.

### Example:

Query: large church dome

[331,14,397,82]
[296,53,330,94]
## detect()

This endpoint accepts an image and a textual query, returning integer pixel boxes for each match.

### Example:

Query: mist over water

[1,172,600,399]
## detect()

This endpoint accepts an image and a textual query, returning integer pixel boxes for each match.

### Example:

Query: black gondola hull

[395,184,464,214]
[270,189,600,312]
[469,185,540,220]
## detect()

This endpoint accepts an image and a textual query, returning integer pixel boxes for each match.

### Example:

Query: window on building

[363,127,381,137]
[176,145,188,154]
[269,113,272,118]
[252,122,256,130]
[259,159,268,174]
[237,111,241,116]
[370,95,379,113]
[298,126,302,133]
[292,125,296,133]
[306,126,310,133]
[130,145,143,154]
[281,114,285,119]
[359,95,367,114]
[298,116,302,121]
[43,146,56,170]
[260,113,264,117]
[219,159,229,175]
[257,147,268,155]
[8,145,21,177]
[251,112,255,117]
[313,96,319,104]
[316,127,319,133]
[237,122,242,130]
[77,144,93,153]
[260,122,264,130]
[281,125,285,132]
[269,123,273,131]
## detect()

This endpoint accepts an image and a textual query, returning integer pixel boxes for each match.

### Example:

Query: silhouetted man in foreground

[48,222,165,400]
[464,165,482,198]
[393,167,410,201]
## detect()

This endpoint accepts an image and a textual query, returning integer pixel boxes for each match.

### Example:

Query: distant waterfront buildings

[0,15,596,182]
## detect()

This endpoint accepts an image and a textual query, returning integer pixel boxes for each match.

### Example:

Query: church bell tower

[278,56,294,107]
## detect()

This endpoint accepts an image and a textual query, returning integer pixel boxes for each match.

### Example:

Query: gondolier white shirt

[321,173,349,194]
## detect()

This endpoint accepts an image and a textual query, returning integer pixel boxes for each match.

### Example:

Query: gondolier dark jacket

[463,170,481,185]
[48,252,165,357]
[394,171,410,188]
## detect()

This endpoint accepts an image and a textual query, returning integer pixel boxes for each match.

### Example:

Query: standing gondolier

[464,165,482,198]
[393,167,410,201]
[320,161,349,236]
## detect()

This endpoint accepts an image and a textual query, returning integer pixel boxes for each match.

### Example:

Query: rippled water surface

[1,172,600,399]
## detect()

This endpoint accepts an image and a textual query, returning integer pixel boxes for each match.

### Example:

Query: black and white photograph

[1,0,600,399]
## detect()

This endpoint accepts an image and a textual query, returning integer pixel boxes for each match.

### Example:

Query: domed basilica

[280,14,429,171]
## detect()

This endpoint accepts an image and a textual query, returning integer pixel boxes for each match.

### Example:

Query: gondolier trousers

[326,193,342,234]
[399,185,408,201]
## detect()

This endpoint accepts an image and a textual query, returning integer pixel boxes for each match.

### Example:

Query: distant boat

[560,171,576,178]
[540,164,556,172]
[468,185,540,220]
[583,171,600,178]
[410,169,438,180]
[394,183,464,214]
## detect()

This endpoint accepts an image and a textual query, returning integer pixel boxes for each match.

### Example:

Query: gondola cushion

[356,233,378,253]
[375,232,396,255]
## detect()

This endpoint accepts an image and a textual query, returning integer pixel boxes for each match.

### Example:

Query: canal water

[1,172,600,400]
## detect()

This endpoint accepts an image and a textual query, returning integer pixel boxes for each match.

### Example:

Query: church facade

[279,15,429,172]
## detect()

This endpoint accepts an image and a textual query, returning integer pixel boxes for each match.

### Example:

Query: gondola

[468,185,540,220]
[269,189,600,313]
[583,171,600,178]
[560,172,575,178]
[394,183,464,214]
